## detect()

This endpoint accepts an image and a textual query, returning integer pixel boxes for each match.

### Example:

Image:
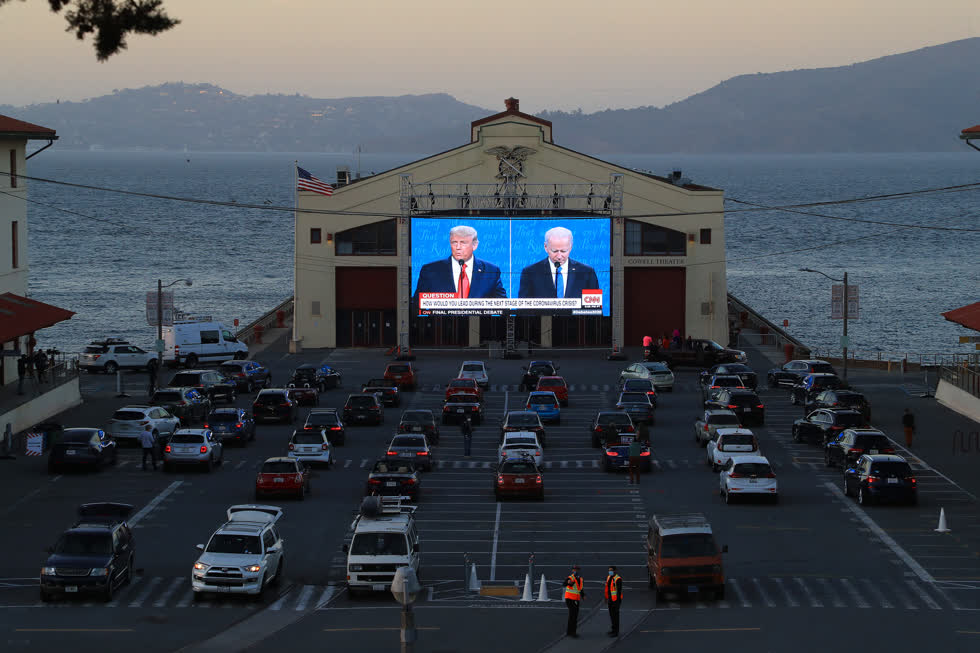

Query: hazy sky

[1,0,977,112]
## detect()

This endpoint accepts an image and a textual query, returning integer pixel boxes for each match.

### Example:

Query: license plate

[400,453,413,458]
[274,478,284,483]
[456,409,464,413]
[372,584,385,592]
[741,407,750,412]
[386,481,397,487]
[66,450,76,455]
[515,478,525,484]
[870,449,878,454]
[356,415,366,420]
[887,478,899,484]
[216,585,230,593]
[620,436,634,444]
[749,478,757,484]
[687,585,698,594]
[65,586,78,593]
[412,426,422,432]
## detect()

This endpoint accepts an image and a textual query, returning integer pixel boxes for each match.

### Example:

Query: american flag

[296,166,334,196]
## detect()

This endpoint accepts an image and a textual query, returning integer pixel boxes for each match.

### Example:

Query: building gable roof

[471,98,552,142]
[0,114,57,140]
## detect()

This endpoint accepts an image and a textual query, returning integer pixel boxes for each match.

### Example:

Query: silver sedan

[163,429,224,472]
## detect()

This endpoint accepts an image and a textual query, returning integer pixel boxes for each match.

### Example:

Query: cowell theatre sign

[625,257,686,266]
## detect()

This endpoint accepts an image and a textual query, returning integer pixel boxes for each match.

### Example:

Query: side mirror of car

[722,545,729,553]
[195,544,205,551]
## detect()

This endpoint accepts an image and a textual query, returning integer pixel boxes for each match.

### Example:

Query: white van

[344,496,420,596]
[163,320,248,368]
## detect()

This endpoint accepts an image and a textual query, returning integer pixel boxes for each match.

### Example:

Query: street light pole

[800,268,849,382]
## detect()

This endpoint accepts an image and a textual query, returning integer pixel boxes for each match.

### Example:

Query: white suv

[458,360,489,388]
[108,405,181,443]
[80,339,158,374]
[192,505,285,600]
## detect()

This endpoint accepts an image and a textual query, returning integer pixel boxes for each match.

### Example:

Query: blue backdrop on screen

[411,217,610,316]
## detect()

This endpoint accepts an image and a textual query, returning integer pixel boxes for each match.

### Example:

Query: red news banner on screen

[418,291,604,316]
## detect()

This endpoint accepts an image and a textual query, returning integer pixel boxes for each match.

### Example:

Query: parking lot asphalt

[0,334,978,653]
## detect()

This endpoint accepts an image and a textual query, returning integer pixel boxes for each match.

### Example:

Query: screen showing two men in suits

[411,217,610,316]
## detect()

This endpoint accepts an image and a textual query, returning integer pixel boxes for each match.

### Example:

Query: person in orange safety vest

[564,564,585,638]
[605,565,623,637]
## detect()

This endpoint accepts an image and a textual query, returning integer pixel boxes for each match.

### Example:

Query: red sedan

[494,459,544,501]
[444,378,483,402]
[384,362,418,391]
[536,376,568,406]
[255,457,311,500]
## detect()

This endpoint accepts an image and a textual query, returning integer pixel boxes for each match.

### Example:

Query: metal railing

[810,350,979,367]
[939,365,980,398]
[236,296,294,347]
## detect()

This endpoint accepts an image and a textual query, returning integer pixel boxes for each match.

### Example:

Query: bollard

[254,324,264,344]
[276,310,286,328]
[116,370,130,398]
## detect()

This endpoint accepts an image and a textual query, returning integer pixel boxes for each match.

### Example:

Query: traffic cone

[521,573,533,601]
[935,508,951,533]
[536,574,549,601]
[468,563,481,591]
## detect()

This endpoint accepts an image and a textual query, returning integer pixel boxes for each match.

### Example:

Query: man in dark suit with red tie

[518,227,600,299]
[415,225,507,298]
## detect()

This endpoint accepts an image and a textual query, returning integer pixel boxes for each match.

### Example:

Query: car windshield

[507,414,539,427]
[350,533,408,556]
[170,433,204,444]
[218,364,241,375]
[291,433,323,444]
[255,393,285,405]
[855,435,891,449]
[261,461,297,473]
[348,396,376,408]
[661,534,717,558]
[387,365,410,373]
[869,462,912,476]
[529,395,555,404]
[733,462,772,476]
[835,413,865,427]
[373,462,415,473]
[392,437,425,448]
[208,413,239,423]
[501,462,537,474]
[462,364,483,372]
[206,534,262,554]
[450,380,475,387]
[598,414,632,425]
[153,391,182,402]
[112,410,145,421]
[811,363,836,374]
[55,532,112,555]
[709,414,740,425]
[505,439,537,447]
[169,373,201,386]
[620,393,649,403]
[721,433,755,446]
[306,413,338,426]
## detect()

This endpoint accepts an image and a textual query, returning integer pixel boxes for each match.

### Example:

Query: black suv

[40,503,135,602]
[699,363,758,390]
[398,409,440,444]
[792,408,866,445]
[806,389,871,423]
[344,393,384,425]
[289,363,336,392]
[826,429,895,468]
[251,389,297,424]
[767,359,837,388]
[519,361,558,392]
[219,359,272,392]
[790,373,842,405]
[303,409,346,445]
[167,370,237,404]
[590,411,635,448]
[705,389,765,426]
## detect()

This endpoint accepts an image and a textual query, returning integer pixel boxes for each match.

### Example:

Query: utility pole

[842,271,848,382]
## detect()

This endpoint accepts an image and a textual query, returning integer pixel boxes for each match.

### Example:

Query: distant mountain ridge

[3,38,977,153]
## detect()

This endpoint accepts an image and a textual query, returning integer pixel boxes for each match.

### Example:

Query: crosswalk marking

[293,584,315,611]
[129,576,162,607]
[904,579,941,610]
[817,578,845,607]
[839,578,869,608]
[773,577,798,607]
[752,578,775,607]
[794,577,822,607]
[153,577,185,607]
[729,579,751,608]
[860,579,892,609]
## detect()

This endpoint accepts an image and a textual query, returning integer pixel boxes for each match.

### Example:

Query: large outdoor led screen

[411,217,610,316]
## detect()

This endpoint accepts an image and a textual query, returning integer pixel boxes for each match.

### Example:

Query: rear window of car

[733,462,772,476]
[598,413,632,425]
[539,378,565,387]
[505,438,537,447]
[529,365,554,375]
[291,432,323,444]
[392,437,425,448]
[528,394,556,404]
[507,414,540,427]
[348,396,376,408]
[255,393,286,405]
[63,431,96,443]
[208,412,238,423]
[661,534,717,558]
[169,373,201,386]
[708,414,740,425]
[721,433,755,446]
[869,461,912,476]
[153,391,182,402]
[84,346,108,354]
[261,461,297,474]
[462,364,483,372]
[401,411,431,423]
[811,363,835,374]
[112,410,146,421]
[855,435,891,449]
[620,393,649,403]
[447,394,476,403]
[170,433,205,444]
[729,394,760,406]
[373,462,415,473]
[713,377,742,386]
[835,413,865,427]
[306,412,338,426]
[624,380,653,391]
[450,379,475,387]
[501,462,537,474]
[643,363,670,372]
[387,365,410,373]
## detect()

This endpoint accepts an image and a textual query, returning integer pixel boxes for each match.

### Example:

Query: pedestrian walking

[605,565,623,637]
[627,439,643,485]
[564,564,585,638]
[16,354,28,395]
[34,349,48,383]
[902,408,916,448]
[139,423,158,471]
[461,417,473,457]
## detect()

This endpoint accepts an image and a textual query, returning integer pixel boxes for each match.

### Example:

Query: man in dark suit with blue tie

[518,227,600,300]
[415,225,507,298]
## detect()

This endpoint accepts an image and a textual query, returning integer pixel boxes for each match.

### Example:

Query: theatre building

[293,98,727,351]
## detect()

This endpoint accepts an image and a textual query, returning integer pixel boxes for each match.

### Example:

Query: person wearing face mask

[415,225,507,298]
[518,227,600,299]
[564,564,585,638]
[605,565,623,637]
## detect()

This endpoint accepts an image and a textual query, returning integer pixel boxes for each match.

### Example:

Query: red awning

[0,293,75,343]
[941,301,980,332]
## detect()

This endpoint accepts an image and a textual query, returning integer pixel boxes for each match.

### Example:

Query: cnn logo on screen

[582,290,603,307]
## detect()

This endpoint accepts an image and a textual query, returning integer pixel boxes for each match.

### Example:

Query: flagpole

[292,160,298,353]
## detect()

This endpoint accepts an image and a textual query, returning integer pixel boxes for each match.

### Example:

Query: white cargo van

[343,496,420,596]
[163,320,248,368]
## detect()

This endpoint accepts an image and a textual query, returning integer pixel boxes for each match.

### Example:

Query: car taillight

[443,406,450,412]
[164,445,171,453]
[882,448,894,453]
[535,475,542,484]
[606,450,619,456]
[756,404,765,409]
[140,420,150,426]
[703,424,709,431]
[727,404,738,409]
[91,354,101,360]
[288,443,295,451]
[203,423,209,429]
[368,478,381,485]
[729,472,744,478]
[330,426,342,430]
[594,427,603,432]
[200,446,207,453]
[848,448,863,454]
[867,475,879,483]
[535,450,542,456]
[280,402,291,407]
[401,478,417,485]
[497,475,504,484]
[717,445,725,452]
[640,450,651,457]
[909,477,917,485]
[238,372,246,377]
[179,401,187,406]
[553,404,559,409]
[416,451,429,456]
[386,451,398,456]
[626,426,635,432]
[765,472,777,478]
[236,423,243,428]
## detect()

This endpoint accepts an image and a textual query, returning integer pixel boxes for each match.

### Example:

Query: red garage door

[336,267,396,347]
[624,267,686,345]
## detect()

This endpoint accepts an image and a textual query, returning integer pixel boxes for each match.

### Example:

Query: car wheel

[254,574,267,601]
[591,435,599,448]
[716,587,726,601]
[193,591,205,602]
[495,493,502,502]
[908,495,918,506]
[185,354,198,368]
[104,361,119,375]
[102,579,114,603]
[711,463,719,473]
[771,494,780,505]
[648,572,655,589]
[125,555,135,585]
[255,490,262,501]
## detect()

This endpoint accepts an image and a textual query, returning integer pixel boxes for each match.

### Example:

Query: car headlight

[349,564,363,572]
[89,568,109,577]
[245,565,262,573]
[193,562,208,571]
[41,567,57,576]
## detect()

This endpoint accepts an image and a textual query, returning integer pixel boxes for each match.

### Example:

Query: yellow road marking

[323,627,441,632]
[16,629,134,633]
[642,627,762,633]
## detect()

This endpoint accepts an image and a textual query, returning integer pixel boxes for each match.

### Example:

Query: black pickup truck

[650,339,747,369]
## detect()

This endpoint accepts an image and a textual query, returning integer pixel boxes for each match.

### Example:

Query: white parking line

[839,578,869,608]
[751,578,775,607]
[153,577,186,607]
[490,503,501,581]
[293,584,316,611]
[130,481,182,526]
[794,577,822,607]
[129,576,162,607]
[904,579,941,610]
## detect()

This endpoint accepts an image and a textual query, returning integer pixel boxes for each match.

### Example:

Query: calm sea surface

[23,151,980,357]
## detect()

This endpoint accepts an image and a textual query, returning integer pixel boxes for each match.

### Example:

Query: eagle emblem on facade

[485,145,537,180]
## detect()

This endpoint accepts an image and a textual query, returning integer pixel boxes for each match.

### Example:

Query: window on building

[624,220,687,256]
[700,228,712,245]
[310,228,322,244]
[336,219,396,256]
[9,150,16,188]
[11,221,18,268]
[311,301,321,316]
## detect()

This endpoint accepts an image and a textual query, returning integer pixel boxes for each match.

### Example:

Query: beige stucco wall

[0,137,30,384]
[295,114,726,348]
